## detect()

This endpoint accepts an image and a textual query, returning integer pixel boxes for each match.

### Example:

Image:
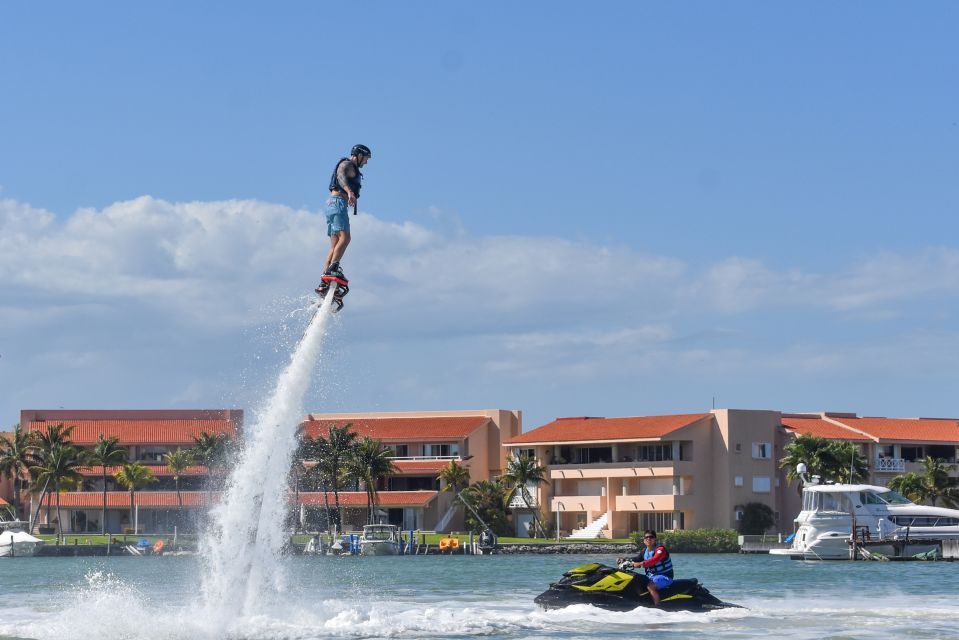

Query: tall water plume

[199,290,337,628]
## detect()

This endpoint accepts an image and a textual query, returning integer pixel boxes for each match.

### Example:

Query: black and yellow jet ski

[534,563,740,612]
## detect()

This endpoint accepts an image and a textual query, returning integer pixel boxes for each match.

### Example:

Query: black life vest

[328,158,363,197]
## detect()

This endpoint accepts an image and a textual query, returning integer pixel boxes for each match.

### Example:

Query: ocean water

[1,552,957,640]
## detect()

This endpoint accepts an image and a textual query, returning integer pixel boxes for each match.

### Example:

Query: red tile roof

[834,417,959,443]
[41,491,213,508]
[26,420,237,445]
[0,496,8,507]
[77,465,208,477]
[302,416,490,441]
[781,417,872,442]
[505,413,713,445]
[296,491,437,507]
[392,460,453,475]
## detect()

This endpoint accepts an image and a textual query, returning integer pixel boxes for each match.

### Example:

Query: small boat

[359,524,401,556]
[0,521,43,558]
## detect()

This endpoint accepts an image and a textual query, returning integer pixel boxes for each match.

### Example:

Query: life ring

[153,540,165,554]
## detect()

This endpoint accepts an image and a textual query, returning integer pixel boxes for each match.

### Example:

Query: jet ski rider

[621,529,674,606]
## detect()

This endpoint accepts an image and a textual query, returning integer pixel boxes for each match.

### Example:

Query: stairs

[568,512,609,539]
[434,502,458,532]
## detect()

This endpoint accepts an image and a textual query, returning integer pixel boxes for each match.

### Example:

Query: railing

[874,457,905,472]
[388,456,461,461]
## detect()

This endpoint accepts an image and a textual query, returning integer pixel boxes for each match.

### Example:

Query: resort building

[23,409,241,534]
[298,409,522,532]
[504,409,959,538]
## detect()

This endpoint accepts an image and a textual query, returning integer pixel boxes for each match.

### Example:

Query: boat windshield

[875,489,912,505]
[364,528,395,540]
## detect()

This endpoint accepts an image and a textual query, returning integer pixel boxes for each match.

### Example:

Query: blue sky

[1,2,958,430]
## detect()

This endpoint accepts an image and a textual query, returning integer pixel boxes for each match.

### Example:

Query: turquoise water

[1,553,957,639]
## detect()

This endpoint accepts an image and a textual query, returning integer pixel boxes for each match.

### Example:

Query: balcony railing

[388,455,461,461]
[874,457,905,472]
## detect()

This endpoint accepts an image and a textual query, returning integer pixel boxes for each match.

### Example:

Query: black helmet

[351,144,372,158]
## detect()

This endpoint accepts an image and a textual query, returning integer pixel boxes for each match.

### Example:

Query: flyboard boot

[315,262,349,312]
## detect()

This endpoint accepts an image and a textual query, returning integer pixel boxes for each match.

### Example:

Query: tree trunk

[29,477,52,533]
[101,468,108,534]
[521,486,543,538]
[175,476,183,529]
[130,490,136,533]
[55,481,63,544]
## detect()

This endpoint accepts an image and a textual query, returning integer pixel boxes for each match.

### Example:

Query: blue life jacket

[643,545,674,579]
[329,158,363,197]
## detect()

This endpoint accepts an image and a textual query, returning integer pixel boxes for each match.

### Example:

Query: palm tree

[917,456,959,508]
[26,422,77,533]
[290,435,313,533]
[460,479,509,535]
[437,460,471,527]
[438,460,471,495]
[164,449,194,523]
[0,424,34,520]
[780,434,868,490]
[189,431,231,506]
[312,424,358,532]
[29,442,86,541]
[888,472,925,503]
[503,452,549,538]
[87,435,128,534]
[349,437,398,524]
[888,457,959,508]
[114,463,156,534]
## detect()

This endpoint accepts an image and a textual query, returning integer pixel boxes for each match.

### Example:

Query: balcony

[388,455,461,461]
[550,460,690,480]
[614,494,693,512]
[550,495,604,512]
[874,457,905,473]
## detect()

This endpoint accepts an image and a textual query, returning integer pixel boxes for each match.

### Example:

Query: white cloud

[2,195,958,425]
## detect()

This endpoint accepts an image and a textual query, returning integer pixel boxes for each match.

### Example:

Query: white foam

[198,289,338,630]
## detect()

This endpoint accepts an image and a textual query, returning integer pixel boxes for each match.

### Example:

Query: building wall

[712,409,784,529]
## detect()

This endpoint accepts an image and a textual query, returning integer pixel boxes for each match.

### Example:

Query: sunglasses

[643,536,656,539]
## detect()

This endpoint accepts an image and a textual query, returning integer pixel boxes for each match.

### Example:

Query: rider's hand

[618,560,633,571]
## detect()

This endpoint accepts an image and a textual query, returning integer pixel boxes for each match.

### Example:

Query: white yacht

[0,521,43,558]
[772,480,959,560]
[359,524,401,556]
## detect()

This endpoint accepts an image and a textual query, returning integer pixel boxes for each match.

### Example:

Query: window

[752,443,772,459]
[640,511,682,532]
[423,443,459,457]
[735,443,742,452]
[734,509,744,521]
[734,476,744,487]
[389,444,408,457]
[637,444,673,462]
[901,446,924,462]
[572,446,612,464]
[752,476,771,493]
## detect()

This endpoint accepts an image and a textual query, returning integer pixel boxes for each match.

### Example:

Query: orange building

[299,410,521,531]
[23,409,240,534]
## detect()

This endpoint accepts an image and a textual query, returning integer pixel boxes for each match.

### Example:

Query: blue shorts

[649,575,673,589]
[325,196,350,236]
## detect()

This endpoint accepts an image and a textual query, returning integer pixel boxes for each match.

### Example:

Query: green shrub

[629,528,739,553]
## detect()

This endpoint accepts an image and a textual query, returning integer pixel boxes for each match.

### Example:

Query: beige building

[505,409,959,538]
[505,409,788,537]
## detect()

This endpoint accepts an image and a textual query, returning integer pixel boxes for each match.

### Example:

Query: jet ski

[534,563,740,612]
